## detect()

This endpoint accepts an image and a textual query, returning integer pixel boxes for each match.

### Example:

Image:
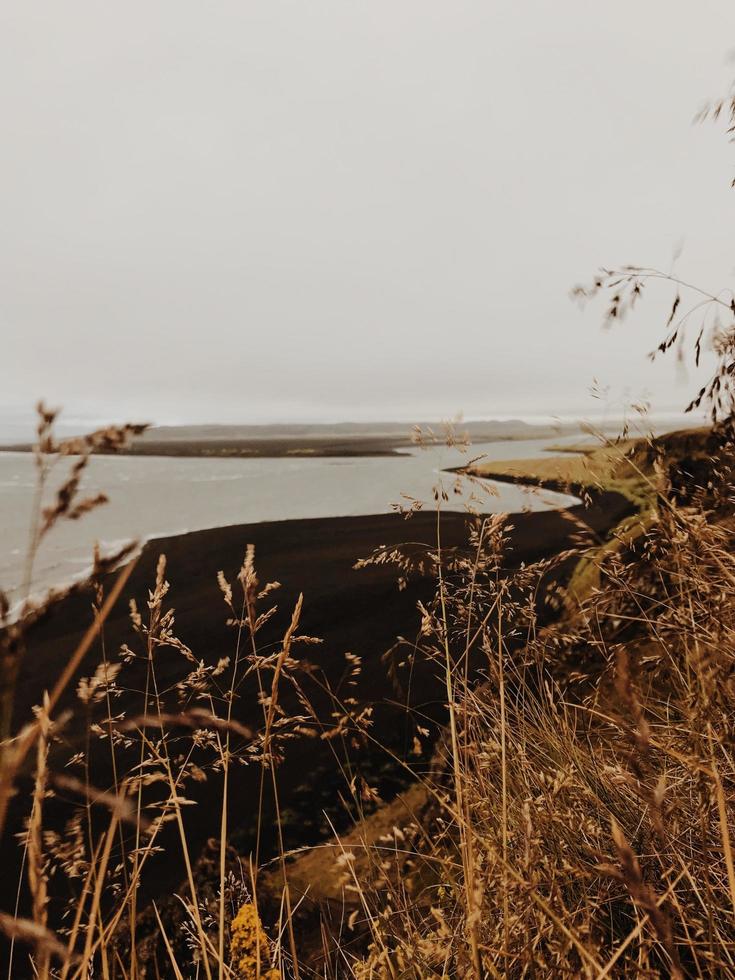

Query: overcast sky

[1,2,735,427]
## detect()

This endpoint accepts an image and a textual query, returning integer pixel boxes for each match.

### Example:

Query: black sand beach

[2,491,633,938]
[14,495,632,727]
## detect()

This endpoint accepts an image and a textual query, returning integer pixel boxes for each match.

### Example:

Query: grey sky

[1,1,734,426]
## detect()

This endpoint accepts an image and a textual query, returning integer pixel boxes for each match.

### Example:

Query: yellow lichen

[229,902,280,979]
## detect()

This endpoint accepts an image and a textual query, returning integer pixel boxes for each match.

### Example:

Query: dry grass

[465,438,653,509]
[471,449,614,487]
[337,486,735,976]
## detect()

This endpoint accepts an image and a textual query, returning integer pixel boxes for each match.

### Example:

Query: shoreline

[15,501,631,719]
[0,439,408,459]
[449,463,591,499]
[1,461,581,618]
[0,421,581,460]
[0,434,551,460]
[12,499,636,751]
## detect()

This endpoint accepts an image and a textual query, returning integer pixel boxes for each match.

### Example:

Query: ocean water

[0,438,579,604]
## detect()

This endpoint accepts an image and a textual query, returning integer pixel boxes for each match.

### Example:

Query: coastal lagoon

[0,437,579,603]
